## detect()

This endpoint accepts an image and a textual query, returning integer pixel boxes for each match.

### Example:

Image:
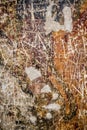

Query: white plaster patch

[44,1,64,35]
[41,85,51,93]
[44,21,64,35]
[0,13,8,24]
[25,67,41,81]
[52,93,59,100]
[44,2,73,34]
[46,112,52,119]
[2,83,7,91]
[63,6,73,32]
[43,103,61,111]
[29,115,37,124]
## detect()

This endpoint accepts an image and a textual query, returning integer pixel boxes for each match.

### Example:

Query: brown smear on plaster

[51,9,87,118]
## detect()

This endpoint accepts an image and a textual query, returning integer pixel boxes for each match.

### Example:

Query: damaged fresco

[0,0,87,130]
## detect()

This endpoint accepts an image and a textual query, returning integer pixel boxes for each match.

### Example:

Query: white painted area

[2,83,7,91]
[25,67,41,81]
[63,6,73,32]
[44,2,73,34]
[1,83,12,92]
[0,13,8,24]
[29,115,37,124]
[31,2,35,21]
[46,112,52,119]
[41,85,51,93]
[44,21,64,35]
[43,103,61,111]
[52,93,59,100]
[84,74,87,78]
[46,1,54,19]
[44,1,64,35]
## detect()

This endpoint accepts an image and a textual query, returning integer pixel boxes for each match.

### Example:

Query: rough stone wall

[0,0,87,130]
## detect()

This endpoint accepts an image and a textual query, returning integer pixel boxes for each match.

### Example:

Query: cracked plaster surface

[0,0,87,130]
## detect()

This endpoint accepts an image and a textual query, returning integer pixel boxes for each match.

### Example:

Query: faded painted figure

[44,1,73,35]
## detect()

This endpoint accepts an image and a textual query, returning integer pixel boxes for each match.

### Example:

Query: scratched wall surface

[0,0,87,130]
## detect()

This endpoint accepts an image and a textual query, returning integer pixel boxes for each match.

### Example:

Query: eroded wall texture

[0,0,87,130]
